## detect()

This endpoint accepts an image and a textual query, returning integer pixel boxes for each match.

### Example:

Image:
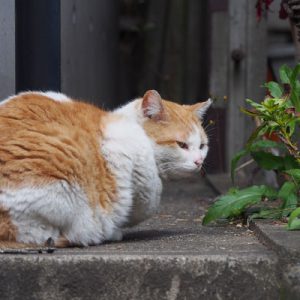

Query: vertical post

[246,1,267,107]
[60,0,119,108]
[159,0,187,101]
[184,0,209,102]
[16,0,61,92]
[138,0,170,96]
[209,1,229,104]
[140,0,209,103]
[227,0,248,167]
[0,0,15,100]
[226,0,267,168]
[208,1,229,173]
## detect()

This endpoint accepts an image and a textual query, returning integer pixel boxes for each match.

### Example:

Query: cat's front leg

[126,168,162,227]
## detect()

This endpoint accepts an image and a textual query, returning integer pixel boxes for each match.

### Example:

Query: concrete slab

[250,220,300,299]
[250,220,300,261]
[0,254,279,300]
[0,176,281,299]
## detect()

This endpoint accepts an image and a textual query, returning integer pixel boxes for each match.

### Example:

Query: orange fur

[0,93,116,209]
[54,236,73,248]
[0,205,17,242]
[0,241,37,249]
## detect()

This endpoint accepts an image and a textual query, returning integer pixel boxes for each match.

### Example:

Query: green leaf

[283,156,300,170]
[287,207,300,230]
[250,140,285,151]
[240,107,258,117]
[246,99,265,111]
[294,81,300,110]
[278,182,298,217]
[285,169,300,183]
[230,140,285,183]
[251,209,282,220]
[279,65,292,84]
[231,149,249,183]
[290,88,300,112]
[245,125,267,149]
[290,64,300,83]
[278,181,297,198]
[263,82,283,98]
[202,185,277,225]
[251,151,284,170]
[286,119,296,136]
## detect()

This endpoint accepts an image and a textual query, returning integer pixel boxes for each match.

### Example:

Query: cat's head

[139,90,211,179]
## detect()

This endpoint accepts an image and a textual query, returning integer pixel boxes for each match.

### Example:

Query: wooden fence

[0,0,269,173]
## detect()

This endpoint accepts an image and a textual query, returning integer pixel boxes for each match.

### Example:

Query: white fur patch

[195,98,212,118]
[102,115,162,227]
[0,181,111,246]
[0,95,17,106]
[115,99,144,123]
[0,91,71,106]
[187,125,209,163]
[39,91,71,102]
[0,114,163,245]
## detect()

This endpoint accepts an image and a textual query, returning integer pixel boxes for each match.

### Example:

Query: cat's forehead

[143,100,207,144]
[188,123,207,139]
[177,122,207,145]
[163,100,200,128]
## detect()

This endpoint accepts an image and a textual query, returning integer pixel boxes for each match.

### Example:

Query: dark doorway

[16,0,61,92]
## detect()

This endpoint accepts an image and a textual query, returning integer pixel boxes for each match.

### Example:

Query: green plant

[203,64,300,230]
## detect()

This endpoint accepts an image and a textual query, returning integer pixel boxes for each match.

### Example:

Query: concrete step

[0,177,297,300]
[250,220,300,299]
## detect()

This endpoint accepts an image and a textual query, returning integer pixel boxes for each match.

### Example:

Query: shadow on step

[120,229,195,243]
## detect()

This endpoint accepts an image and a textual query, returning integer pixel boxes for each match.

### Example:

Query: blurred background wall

[0,0,296,173]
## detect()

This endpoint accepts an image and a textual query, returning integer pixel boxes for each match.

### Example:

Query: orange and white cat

[0,90,211,247]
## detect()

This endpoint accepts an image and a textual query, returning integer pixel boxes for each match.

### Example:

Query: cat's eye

[176,141,189,150]
[199,144,206,150]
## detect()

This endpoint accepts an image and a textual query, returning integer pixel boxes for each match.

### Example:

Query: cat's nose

[194,159,203,166]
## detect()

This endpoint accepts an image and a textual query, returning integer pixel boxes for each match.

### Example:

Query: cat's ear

[190,98,212,119]
[142,90,165,121]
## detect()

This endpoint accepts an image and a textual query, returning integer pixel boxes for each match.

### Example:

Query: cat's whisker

[201,165,208,174]
[205,128,217,135]
[205,127,216,133]
[204,122,216,130]
[204,160,213,168]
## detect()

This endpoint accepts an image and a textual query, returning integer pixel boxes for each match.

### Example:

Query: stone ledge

[249,220,300,300]
[249,220,300,262]
[0,177,294,300]
[0,253,279,300]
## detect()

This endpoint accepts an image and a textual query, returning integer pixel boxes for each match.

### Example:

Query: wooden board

[226,0,267,169]
[60,0,119,108]
[0,0,15,100]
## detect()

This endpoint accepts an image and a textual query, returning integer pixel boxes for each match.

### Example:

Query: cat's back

[0,92,109,186]
[0,91,105,132]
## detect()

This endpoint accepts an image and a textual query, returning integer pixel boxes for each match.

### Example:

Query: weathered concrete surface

[250,220,300,262]
[250,220,300,299]
[0,254,279,300]
[0,176,283,300]
[208,173,300,300]
[282,263,300,299]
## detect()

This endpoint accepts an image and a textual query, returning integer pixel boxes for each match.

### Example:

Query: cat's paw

[109,229,123,242]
